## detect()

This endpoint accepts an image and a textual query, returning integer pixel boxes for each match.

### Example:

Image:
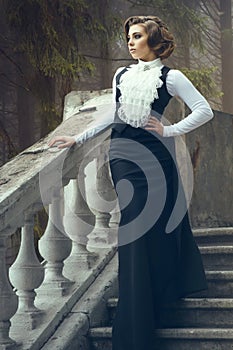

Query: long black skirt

[109,125,207,350]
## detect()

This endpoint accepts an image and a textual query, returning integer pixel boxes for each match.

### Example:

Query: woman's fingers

[56,141,71,149]
[48,136,76,148]
[48,136,64,147]
[145,116,159,127]
[145,117,164,136]
[146,116,160,125]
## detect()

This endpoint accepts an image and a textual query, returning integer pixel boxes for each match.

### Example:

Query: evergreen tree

[1,0,120,150]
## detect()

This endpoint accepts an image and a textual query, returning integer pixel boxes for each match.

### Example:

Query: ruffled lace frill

[117,58,163,128]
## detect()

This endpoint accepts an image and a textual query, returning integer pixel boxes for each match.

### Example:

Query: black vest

[112,65,172,133]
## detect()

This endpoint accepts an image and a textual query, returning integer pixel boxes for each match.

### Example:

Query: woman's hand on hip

[48,136,76,149]
[145,116,164,136]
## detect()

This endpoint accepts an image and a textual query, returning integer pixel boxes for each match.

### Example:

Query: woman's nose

[128,38,134,46]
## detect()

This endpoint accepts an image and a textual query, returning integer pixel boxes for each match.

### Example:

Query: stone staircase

[88,227,233,350]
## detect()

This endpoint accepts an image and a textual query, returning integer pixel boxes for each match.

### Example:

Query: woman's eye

[134,34,141,39]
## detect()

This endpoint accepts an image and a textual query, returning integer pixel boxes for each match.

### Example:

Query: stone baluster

[63,169,97,277]
[0,228,18,349]
[109,204,120,231]
[85,149,117,252]
[38,187,73,296]
[9,209,45,330]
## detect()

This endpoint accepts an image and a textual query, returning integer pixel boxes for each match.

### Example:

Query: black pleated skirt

[109,125,207,350]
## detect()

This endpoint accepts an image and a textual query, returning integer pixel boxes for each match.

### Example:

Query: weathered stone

[40,254,118,350]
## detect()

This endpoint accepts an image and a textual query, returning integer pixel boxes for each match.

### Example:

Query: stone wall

[186,110,233,227]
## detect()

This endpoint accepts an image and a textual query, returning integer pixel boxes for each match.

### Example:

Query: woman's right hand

[48,136,76,149]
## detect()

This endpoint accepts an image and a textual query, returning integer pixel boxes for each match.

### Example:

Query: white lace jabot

[117,58,164,128]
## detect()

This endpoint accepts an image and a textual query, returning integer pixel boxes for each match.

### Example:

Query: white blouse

[75,60,213,143]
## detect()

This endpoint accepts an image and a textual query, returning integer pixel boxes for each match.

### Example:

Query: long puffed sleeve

[163,69,214,137]
[74,103,115,144]
[74,67,126,144]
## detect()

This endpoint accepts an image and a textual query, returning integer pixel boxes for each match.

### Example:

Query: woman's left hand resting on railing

[48,104,116,149]
[48,136,76,149]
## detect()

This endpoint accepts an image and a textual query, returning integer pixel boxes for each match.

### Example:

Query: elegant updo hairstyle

[124,16,175,59]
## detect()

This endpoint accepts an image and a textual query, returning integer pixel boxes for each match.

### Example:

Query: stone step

[200,245,233,270]
[193,227,233,246]
[196,270,233,298]
[89,327,233,350]
[107,298,233,328]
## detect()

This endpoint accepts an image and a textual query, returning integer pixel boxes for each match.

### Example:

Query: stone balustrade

[0,89,118,349]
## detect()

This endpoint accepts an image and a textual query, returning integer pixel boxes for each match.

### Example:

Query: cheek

[140,39,150,50]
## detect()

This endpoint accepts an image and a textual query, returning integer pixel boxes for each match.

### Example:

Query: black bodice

[112,65,173,133]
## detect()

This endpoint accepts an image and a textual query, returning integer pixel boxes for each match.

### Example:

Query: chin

[130,54,139,60]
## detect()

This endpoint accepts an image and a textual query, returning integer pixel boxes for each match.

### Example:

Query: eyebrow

[127,31,143,37]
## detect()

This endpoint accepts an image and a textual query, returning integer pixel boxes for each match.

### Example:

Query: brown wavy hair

[124,16,175,59]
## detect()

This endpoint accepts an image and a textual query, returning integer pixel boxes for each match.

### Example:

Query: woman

[49,16,213,350]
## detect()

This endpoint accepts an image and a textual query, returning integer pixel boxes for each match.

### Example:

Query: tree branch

[0,72,29,91]
[0,48,31,89]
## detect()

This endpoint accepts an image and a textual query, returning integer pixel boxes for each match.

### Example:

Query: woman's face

[127,24,157,62]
